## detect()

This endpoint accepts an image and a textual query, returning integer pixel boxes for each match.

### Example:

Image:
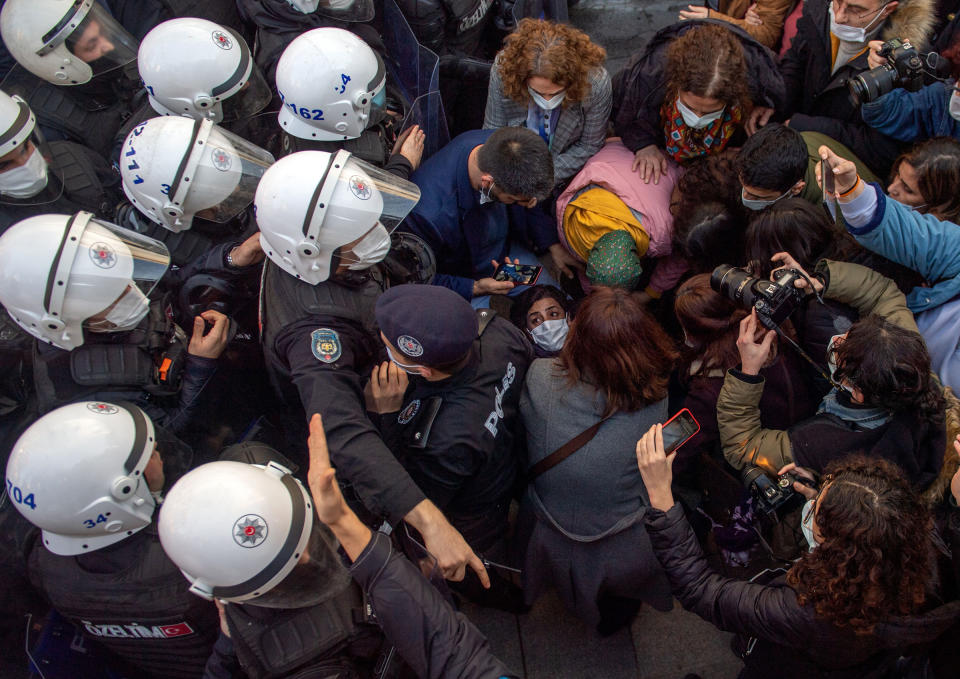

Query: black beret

[375,284,478,366]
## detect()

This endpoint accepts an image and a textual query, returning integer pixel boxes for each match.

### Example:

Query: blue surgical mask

[371,87,386,109]
[676,98,724,129]
[740,186,793,211]
[528,317,569,352]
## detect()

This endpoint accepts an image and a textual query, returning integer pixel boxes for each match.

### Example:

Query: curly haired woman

[635,443,960,678]
[612,20,784,184]
[483,19,611,188]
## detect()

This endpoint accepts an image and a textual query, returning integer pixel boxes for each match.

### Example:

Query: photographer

[819,143,960,388]
[636,427,960,679]
[860,36,960,142]
[717,255,945,488]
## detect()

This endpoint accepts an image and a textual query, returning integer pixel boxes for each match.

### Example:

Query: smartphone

[494,263,542,285]
[820,159,838,222]
[661,408,701,454]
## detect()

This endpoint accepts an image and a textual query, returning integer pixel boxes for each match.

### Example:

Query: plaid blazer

[482,59,612,186]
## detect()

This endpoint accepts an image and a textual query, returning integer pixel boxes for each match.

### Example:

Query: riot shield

[400,92,450,162]
[382,0,440,104]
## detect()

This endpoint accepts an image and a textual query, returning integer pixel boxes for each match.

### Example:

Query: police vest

[226,583,380,679]
[29,523,220,679]
[5,69,128,157]
[283,127,391,167]
[32,298,189,414]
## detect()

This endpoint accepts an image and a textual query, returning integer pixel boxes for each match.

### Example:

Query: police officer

[273,27,425,174]
[112,17,273,156]
[116,115,275,267]
[255,149,490,586]
[0,0,141,158]
[157,451,384,678]
[370,284,533,609]
[0,89,121,232]
[6,401,220,679]
[236,0,381,88]
[0,211,234,430]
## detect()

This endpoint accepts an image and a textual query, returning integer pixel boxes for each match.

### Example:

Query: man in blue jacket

[402,127,578,303]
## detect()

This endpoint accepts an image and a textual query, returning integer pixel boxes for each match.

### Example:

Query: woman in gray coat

[483,18,612,189]
[517,286,677,634]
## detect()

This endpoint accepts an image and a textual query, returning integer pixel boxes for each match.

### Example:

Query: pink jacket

[555,139,688,294]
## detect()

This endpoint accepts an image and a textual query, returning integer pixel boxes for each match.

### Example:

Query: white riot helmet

[0,211,170,350]
[0,0,139,85]
[284,0,375,22]
[120,116,275,233]
[255,150,420,285]
[0,89,57,203]
[158,460,351,606]
[138,18,270,124]
[276,28,386,141]
[6,401,157,555]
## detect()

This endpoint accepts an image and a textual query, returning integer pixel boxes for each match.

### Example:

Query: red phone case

[662,408,701,454]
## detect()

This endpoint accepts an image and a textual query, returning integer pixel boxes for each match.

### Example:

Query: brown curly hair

[787,456,935,634]
[496,19,606,107]
[665,24,752,112]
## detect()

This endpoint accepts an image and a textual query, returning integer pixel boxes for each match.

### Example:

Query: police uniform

[259,234,435,526]
[27,518,219,679]
[375,287,534,552]
[0,140,122,234]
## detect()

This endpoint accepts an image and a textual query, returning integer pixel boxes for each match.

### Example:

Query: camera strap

[773,326,845,391]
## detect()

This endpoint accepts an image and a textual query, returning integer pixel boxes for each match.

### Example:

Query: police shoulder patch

[311,328,342,363]
[397,399,420,425]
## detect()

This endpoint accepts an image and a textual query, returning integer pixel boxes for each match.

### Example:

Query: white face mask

[801,498,820,551]
[286,0,321,12]
[479,180,496,205]
[528,317,569,352]
[676,98,724,129]
[528,86,565,111]
[345,223,391,270]
[949,88,960,122]
[828,3,885,44]
[89,286,151,333]
[0,145,49,198]
[385,344,423,375]
[740,186,792,211]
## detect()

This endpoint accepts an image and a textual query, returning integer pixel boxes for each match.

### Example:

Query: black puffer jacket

[778,0,936,176]
[646,503,960,679]
[611,19,786,154]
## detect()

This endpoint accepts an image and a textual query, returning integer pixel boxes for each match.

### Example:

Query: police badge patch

[348,175,372,200]
[89,243,117,269]
[233,514,268,548]
[397,335,423,357]
[311,328,342,363]
[397,399,420,425]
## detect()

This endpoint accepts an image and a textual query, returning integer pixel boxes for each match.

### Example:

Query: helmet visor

[219,61,272,124]
[61,2,139,79]
[245,523,352,608]
[189,125,275,224]
[72,218,170,332]
[314,0,376,22]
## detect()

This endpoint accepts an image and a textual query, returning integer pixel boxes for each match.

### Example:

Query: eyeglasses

[831,0,888,22]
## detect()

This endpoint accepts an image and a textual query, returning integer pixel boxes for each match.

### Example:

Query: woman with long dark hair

[517,286,678,634]
[635,445,960,679]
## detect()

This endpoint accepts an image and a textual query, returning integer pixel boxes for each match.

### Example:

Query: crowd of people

[1,0,960,677]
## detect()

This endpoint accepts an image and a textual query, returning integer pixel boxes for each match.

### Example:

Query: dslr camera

[847,38,947,105]
[710,265,805,330]
[742,465,805,517]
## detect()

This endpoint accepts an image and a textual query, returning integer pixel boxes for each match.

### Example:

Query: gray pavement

[461,3,751,677]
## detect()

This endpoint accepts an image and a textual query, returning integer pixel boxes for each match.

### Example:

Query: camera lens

[710,264,758,308]
[847,65,898,105]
